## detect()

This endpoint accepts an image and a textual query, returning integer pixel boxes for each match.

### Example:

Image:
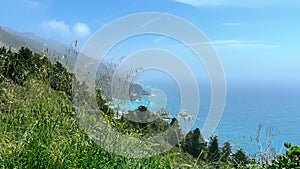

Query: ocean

[216,83,300,156]
[110,80,300,157]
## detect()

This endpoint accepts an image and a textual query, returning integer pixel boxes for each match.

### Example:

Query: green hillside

[0,26,68,57]
[0,27,34,51]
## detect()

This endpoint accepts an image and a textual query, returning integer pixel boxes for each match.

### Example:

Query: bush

[268,142,300,168]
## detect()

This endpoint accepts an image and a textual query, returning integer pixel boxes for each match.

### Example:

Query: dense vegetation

[0,46,299,168]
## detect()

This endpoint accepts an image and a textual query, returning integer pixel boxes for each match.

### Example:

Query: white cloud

[41,20,71,37]
[73,22,90,37]
[40,20,90,38]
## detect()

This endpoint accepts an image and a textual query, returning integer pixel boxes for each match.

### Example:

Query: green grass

[0,79,177,168]
[0,78,262,169]
[0,48,245,169]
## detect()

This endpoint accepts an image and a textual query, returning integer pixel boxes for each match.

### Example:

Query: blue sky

[0,0,300,85]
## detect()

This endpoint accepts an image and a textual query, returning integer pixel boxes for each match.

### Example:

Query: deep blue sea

[112,80,300,157]
[216,83,300,156]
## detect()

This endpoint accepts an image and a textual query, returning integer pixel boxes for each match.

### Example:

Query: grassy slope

[0,47,229,169]
[0,79,175,168]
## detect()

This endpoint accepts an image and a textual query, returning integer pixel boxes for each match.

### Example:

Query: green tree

[268,142,300,168]
[221,141,232,162]
[233,149,249,166]
[167,118,182,146]
[181,128,207,159]
[49,61,74,98]
[208,135,220,162]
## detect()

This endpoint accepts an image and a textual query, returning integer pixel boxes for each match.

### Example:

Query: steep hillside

[1,26,67,55]
[0,26,67,56]
[0,27,32,52]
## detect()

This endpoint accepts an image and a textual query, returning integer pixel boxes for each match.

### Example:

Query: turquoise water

[109,96,152,111]
[110,81,300,156]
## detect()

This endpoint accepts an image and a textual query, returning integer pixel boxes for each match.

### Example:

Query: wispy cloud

[212,40,254,45]
[40,20,90,38]
[152,37,278,50]
[23,0,42,8]
[221,22,243,27]
[138,13,169,30]
[185,40,279,49]
[173,0,300,7]
[153,36,168,43]
[173,0,228,7]
[210,40,279,49]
